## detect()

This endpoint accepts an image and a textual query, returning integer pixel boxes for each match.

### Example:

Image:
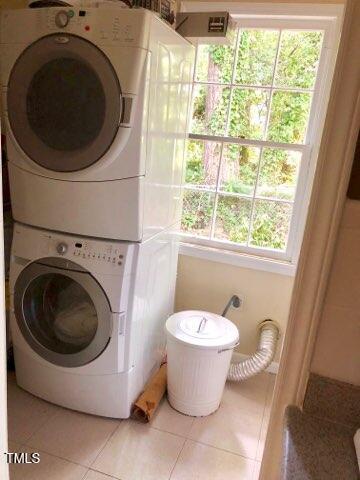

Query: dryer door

[7,33,122,172]
[14,259,112,367]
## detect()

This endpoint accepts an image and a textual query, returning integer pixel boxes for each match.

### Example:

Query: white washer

[10,222,178,418]
[0,7,194,241]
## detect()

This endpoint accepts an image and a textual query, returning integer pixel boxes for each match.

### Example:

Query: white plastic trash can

[165,310,239,417]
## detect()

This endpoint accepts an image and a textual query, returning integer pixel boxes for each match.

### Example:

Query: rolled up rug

[132,363,167,422]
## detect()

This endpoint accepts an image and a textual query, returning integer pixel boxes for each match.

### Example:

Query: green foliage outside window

[182,28,323,252]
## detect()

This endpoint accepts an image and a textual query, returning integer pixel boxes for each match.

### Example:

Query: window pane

[214,195,252,244]
[257,148,301,200]
[181,190,215,237]
[220,144,260,195]
[267,91,311,143]
[235,29,279,86]
[191,84,230,136]
[229,88,269,140]
[185,140,221,190]
[275,31,323,89]
[195,33,237,84]
[250,200,292,250]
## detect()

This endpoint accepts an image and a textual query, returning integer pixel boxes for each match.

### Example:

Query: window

[180,15,336,269]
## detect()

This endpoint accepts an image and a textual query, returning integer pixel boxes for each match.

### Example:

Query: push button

[56,242,68,255]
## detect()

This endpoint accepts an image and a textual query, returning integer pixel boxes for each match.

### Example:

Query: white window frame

[179,2,344,276]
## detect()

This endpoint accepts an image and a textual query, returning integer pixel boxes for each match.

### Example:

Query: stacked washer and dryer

[0,6,194,417]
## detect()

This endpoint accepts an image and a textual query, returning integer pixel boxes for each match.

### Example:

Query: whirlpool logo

[4,452,40,464]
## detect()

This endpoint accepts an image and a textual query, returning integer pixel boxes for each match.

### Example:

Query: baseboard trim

[231,351,279,375]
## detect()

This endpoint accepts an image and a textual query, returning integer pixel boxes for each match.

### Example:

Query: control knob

[56,242,68,255]
[55,10,70,28]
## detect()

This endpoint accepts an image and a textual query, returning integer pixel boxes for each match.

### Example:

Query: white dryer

[0,7,194,241]
[10,222,178,417]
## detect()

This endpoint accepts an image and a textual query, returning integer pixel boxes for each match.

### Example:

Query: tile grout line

[24,446,125,479]
[168,438,259,480]
[24,446,92,468]
[9,374,273,476]
[11,444,93,475]
[86,468,120,480]
[7,376,63,446]
[88,421,190,477]
[31,447,109,474]
[181,437,258,463]
[151,411,260,462]
[89,465,123,479]
[150,418,260,462]
[79,419,261,479]
[17,418,191,473]
[167,437,188,480]
[251,460,262,480]
[9,448,118,480]
[149,417,195,440]
[80,468,90,480]
[170,375,273,463]
[14,429,259,476]
[13,403,63,447]
[88,422,190,480]
[86,419,123,470]
[254,373,274,462]
[19,420,121,471]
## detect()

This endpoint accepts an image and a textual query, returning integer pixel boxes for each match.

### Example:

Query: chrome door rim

[8,33,121,172]
[14,260,112,367]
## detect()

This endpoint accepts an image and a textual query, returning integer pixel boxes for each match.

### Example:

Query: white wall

[0,251,8,478]
[0,6,18,475]
[175,255,294,361]
[0,120,9,478]
[311,199,360,385]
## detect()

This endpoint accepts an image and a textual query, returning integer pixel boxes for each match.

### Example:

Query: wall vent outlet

[176,11,234,45]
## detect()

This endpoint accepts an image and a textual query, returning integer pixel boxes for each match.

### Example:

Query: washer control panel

[71,240,124,267]
[48,234,135,276]
[12,224,134,276]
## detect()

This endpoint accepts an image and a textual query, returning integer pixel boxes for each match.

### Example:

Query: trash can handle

[218,341,239,354]
[197,316,207,333]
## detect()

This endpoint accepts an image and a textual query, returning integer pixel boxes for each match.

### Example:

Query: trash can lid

[165,310,239,349]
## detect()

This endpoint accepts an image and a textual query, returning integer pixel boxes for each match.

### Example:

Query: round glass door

[23,273,98,355]
[14,261,112,367]
[27,57,106,152]
[8,34,122,172]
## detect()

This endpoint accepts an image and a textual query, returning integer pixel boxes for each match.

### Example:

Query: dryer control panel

[72,240,124,267]
[0,7,152,48]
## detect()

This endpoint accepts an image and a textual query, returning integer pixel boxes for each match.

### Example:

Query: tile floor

[7,371,275,480]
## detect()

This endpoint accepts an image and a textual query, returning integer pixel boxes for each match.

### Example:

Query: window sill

[179,242,297,276]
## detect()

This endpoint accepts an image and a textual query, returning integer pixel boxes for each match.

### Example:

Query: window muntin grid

[182,26,324,257]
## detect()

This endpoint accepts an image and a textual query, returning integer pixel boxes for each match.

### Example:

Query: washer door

[8,33,121,172]
[14,260,112,367]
